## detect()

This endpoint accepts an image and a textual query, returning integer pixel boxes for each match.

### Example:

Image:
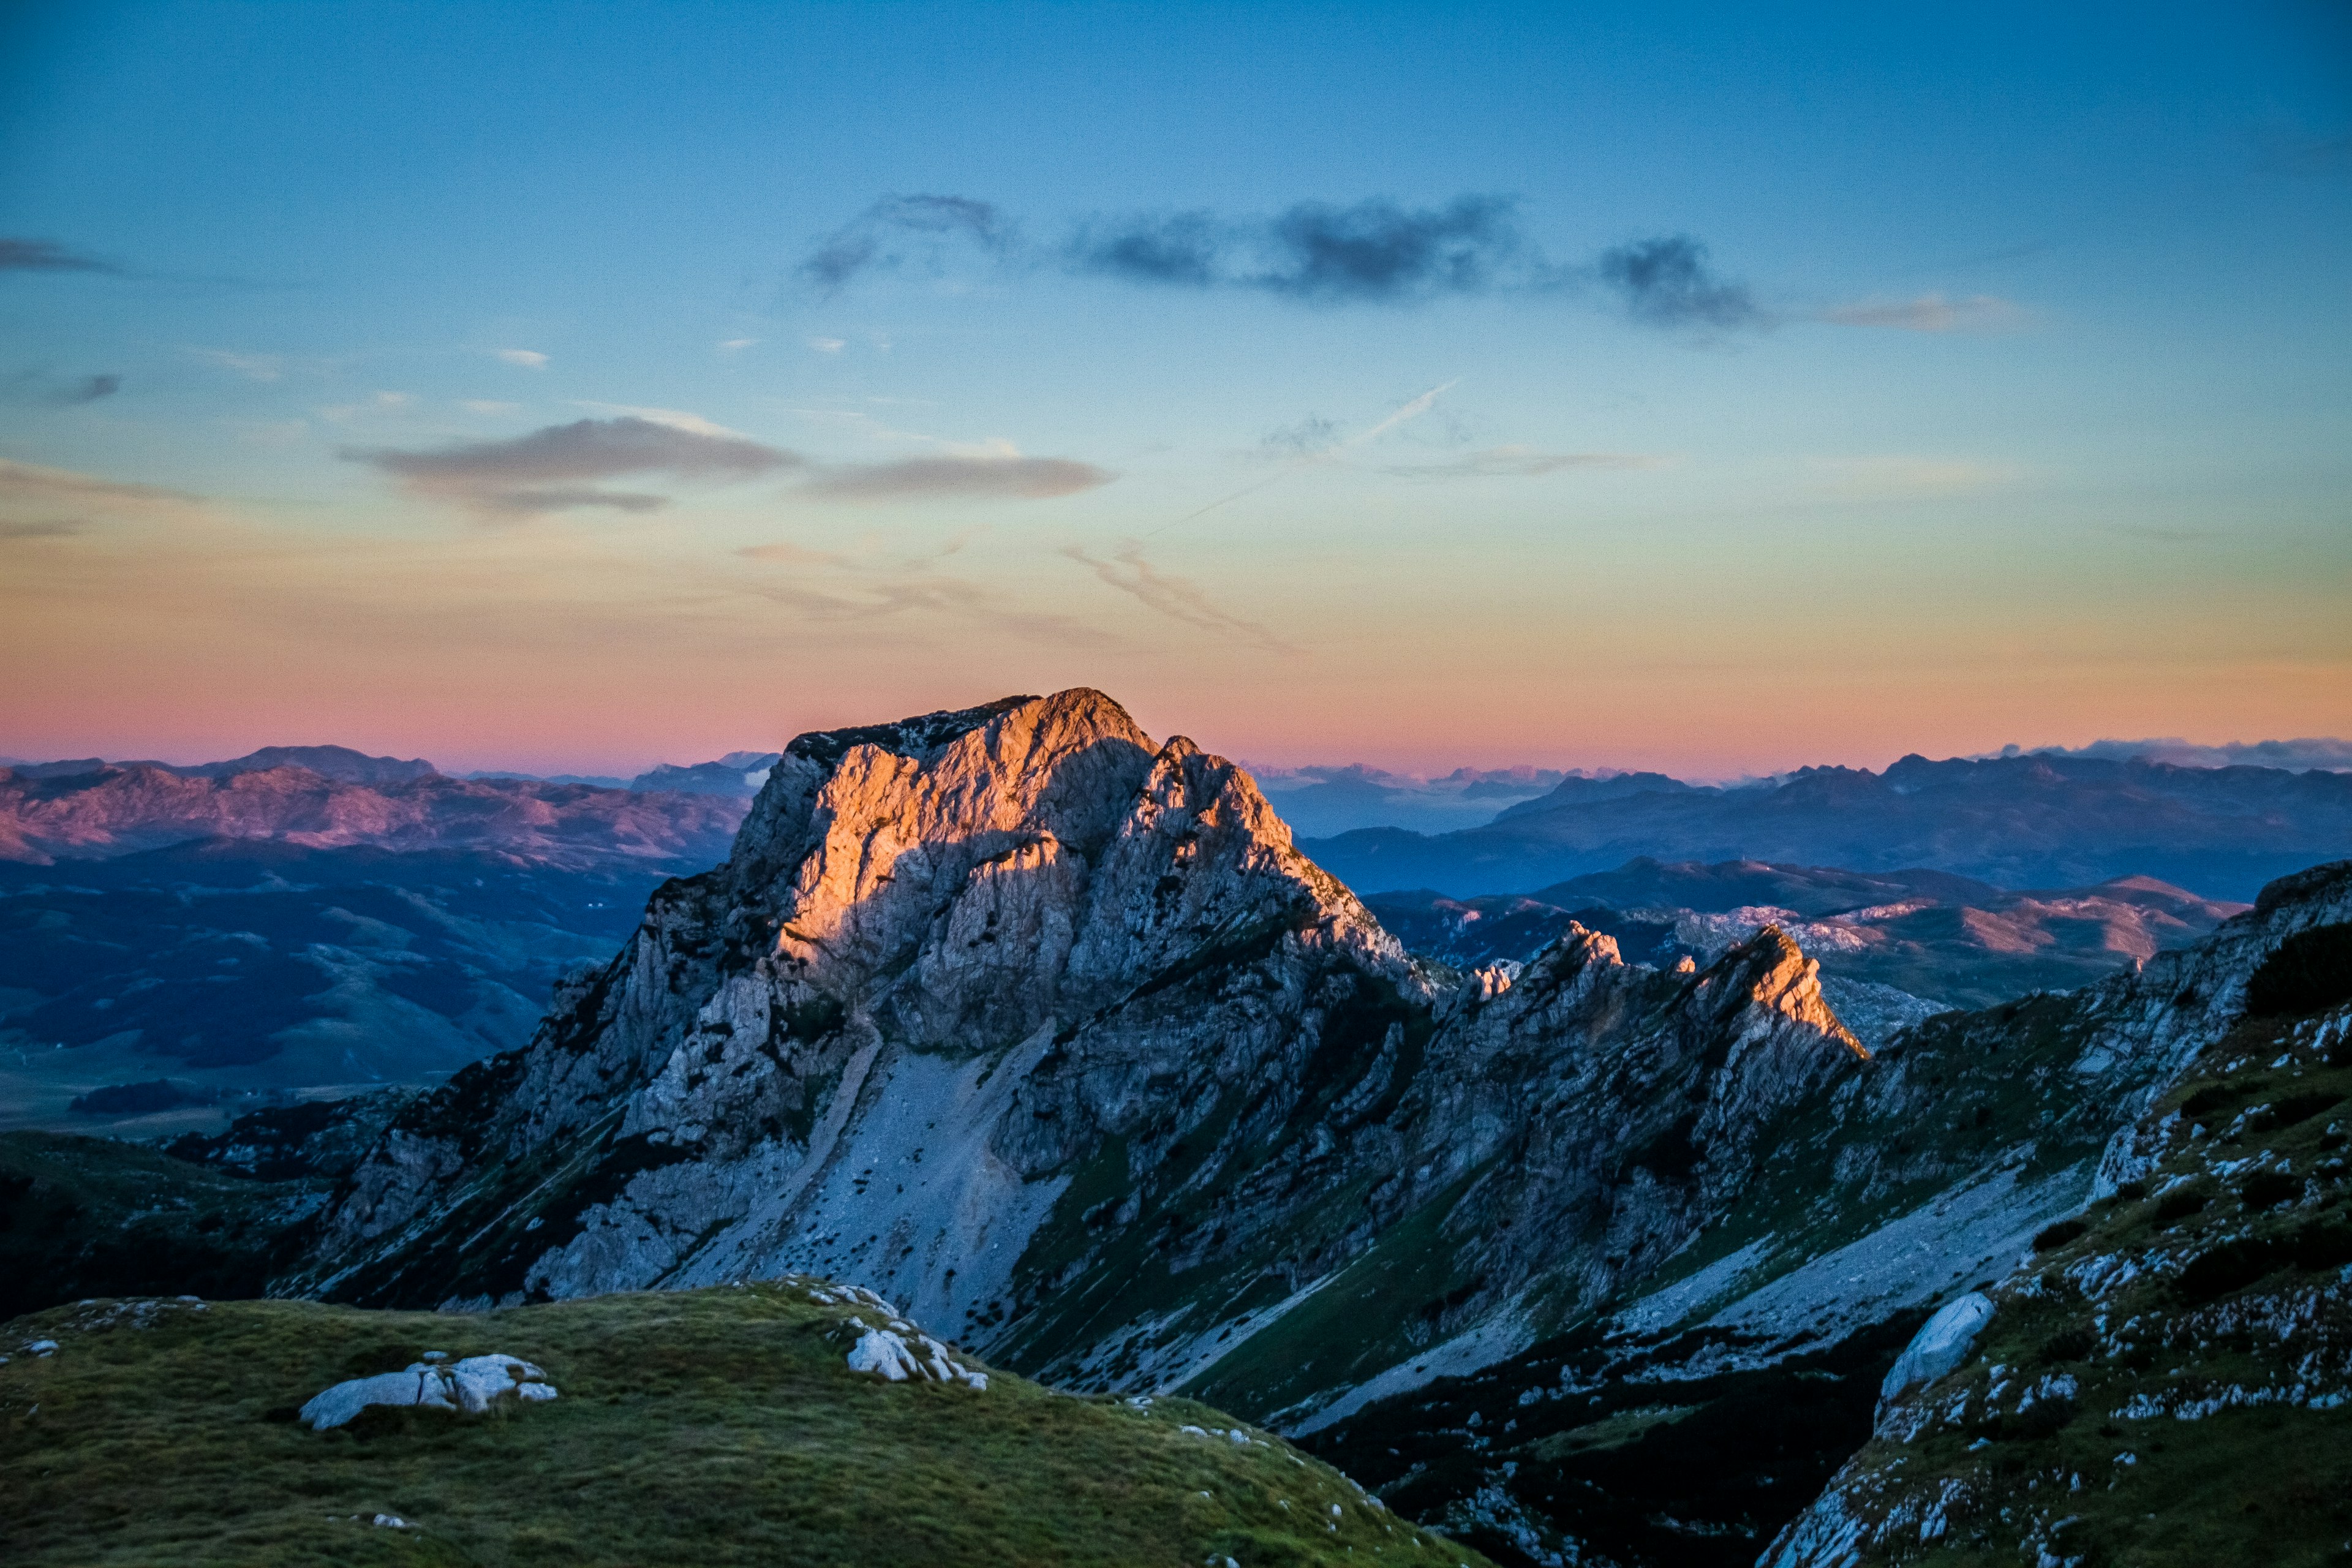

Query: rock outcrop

[1764,898,2352,1566]
[299,1352,556,1430]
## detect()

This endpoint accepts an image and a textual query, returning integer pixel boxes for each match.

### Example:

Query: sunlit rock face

[303,691,1417,1321]
[293,688,1875,1428]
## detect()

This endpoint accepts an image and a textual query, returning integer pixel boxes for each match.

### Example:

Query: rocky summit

[20,688,2349,1567]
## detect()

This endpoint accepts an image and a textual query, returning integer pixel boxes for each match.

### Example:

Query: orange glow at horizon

[4,476,2345,781]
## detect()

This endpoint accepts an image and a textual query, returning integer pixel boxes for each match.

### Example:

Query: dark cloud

[799,194,1013,291]
[803,454,1112,503]
[1068,212,1223,285]
[0,519,82,539]
[0,239,119,274]
[1258,197,1526,300]
[803,194,1770,329]
[1599,236,1765,330]
[345,415,796,516]
[1071,197,1534,302]
[4,370,123,405]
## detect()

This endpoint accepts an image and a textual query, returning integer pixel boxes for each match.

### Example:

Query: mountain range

[0,753,755,1131]
[1366,859,2248,1011]
[12,690,2345,1566]
[1302,752,2352,902]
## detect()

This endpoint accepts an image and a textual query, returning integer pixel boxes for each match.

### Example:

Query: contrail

[1135,378,1459,539]
[1346,377,1458,447]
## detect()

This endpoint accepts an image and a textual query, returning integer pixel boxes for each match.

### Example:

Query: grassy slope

[1,1280,1494,1568]
[0,1130,324,1319]
[1782,998,2352,1566]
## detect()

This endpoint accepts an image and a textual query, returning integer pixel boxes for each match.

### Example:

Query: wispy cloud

[799,194,1014,292]
[803,452,1112,503]
[189,348,288,382]
[808,337,846,353]
[570,403,750,439]
[2254,130,2352,178]
[1598,236,1766,330]
[1137,381,1458,540]
[1060,542,1294,652]
[344,415,797,517]
[1812,455,2013,498]
[718,337,759,353]
[1260,415,1340,454]
[1382,445,1660,478]
[735,540,1114,648]
[496,348,549,368]
[1991,736,2352,772]
[0,238,120,274]
[737,540,848,566]
[1820,292,2024,333]
[2105,523,2210,545]
[0,459,213,535]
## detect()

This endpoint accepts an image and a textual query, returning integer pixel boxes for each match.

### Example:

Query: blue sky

[1,1,2346,775]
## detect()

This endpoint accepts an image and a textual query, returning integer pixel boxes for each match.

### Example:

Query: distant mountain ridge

[1304,752,2352,902]
[10,744,437,787]
[0,759,748,869]
[1366,857,2248,1010]
[1250,763,1569,836]
[627,750,781,797]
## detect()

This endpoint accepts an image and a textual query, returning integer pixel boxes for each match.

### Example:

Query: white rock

[847,1329,917,1381]
[301,1354,556,1430]
[1880,1292,1996,1406]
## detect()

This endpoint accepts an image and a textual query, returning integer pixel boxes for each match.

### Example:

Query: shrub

[2247,923,2352,1019]
[2032,1218,2090,1251]
[2154,1187,2211,1226]
[2240,1170,2302,1211]
[2175,1238,2285,1305]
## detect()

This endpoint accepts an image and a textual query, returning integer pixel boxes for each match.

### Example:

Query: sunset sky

[2,1,2346,779]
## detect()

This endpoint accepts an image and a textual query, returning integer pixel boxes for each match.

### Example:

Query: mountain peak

[1702,923,1868,1059]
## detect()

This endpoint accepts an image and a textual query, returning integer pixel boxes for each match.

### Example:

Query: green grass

[1,1278,1495,1568]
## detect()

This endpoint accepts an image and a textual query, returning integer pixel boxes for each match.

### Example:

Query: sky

[1,1,2346,779]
